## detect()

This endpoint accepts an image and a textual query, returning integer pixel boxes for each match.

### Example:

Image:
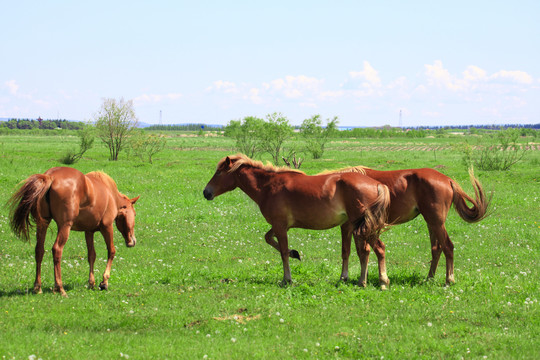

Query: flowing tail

[355,184,390,237]
[451,168,490,223]
[8,174,53,241]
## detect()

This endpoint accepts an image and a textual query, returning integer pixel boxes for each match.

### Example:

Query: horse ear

[130,195,140,204]
[225,156,231,166]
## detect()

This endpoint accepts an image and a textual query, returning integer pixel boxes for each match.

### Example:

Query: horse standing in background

[8,167,139,296]
[337,166,489,285]
[203,154,391,287]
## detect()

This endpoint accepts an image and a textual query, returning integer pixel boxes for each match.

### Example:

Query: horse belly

[71,209,102,231]
[290,205,348,230]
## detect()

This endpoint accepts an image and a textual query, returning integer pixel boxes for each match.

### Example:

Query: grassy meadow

[0,132,538,359]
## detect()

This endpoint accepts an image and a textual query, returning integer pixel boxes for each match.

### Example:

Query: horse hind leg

[34,219,50,294]
[427,223,454,285]
[85,231,96,289]
[52,223,72,297]
[353,234,370,287]
[368,236,390,290]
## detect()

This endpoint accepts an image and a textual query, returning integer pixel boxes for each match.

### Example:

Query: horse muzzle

[203,188,214,200]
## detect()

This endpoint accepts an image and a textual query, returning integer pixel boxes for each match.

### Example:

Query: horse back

[363,168,454,224]
[41,167,114,230]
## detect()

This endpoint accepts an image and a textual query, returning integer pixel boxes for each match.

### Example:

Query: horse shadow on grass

[340,271,432,288]
[0,283,77,298]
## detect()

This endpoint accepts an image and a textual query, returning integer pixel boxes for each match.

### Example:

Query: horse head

[115,195,140,247]
[203,155,239,200]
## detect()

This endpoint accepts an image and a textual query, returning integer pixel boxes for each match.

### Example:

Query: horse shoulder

[83,176,116,225]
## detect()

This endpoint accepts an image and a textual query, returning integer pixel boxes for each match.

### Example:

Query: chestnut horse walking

[8,167,139,296]
[203,154,391,286]
[338,166,489,286]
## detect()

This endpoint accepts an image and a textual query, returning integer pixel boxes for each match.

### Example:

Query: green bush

[59,125,95,164]
[460,129,528,171]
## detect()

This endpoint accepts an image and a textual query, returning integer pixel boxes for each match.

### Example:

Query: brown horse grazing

[337,166,489,286]
[8,167,139,296]
[203,154,391,286]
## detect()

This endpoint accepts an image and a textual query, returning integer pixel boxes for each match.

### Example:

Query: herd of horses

[8,154,489,296]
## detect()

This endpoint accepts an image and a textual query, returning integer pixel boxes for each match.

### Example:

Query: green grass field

[0,133,538,359]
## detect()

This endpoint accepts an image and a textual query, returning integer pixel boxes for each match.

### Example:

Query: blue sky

[1,1,539,127]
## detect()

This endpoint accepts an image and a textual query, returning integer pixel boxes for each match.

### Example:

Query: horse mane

[223,154,304,174]
[86,171,119,193]
[317,165,370,175]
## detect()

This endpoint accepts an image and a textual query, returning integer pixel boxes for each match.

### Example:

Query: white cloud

[201,60,536,126]
[421,110,442,118]
[425,61,534,93]
[490,70,533,84]
[134,93,182,105]
[243,88,263,104]
[5,80,19,95]
[424,60,465,91]
[207,80,239,94]
[349,61,382,87]
[463,65,487,82]
[263,75,323,99]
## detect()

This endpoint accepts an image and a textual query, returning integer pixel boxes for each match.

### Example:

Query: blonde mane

[317,165,370,175]
[221,154,304,174]
[86,171,119,192]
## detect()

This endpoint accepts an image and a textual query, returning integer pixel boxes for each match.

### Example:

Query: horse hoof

[34,287,43,295]
[290,249,301,261]
[99,283,108,291]
[279,279,292,287]
[380,284,388,291]
[55,288,68,297]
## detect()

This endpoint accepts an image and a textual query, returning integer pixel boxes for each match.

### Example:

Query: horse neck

[95,177,123,210]
[235,166,271,203]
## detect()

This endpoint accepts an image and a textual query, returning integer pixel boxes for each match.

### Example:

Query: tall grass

[0,133,538,359]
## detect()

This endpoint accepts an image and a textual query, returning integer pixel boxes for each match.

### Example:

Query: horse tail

[355,184,391,237]
[451,168,490,223]
[8,174,53,242]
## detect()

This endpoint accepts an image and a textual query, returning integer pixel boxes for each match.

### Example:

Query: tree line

[0,118,86,130]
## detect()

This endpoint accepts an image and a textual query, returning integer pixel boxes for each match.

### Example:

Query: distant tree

[225,116,265,158]
[260,112,293,165]
[300,115,338,159]
[94,98,139,161]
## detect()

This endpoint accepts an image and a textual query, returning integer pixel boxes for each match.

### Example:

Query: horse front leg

[264,229,301,260]
[354,234,370,287]
[52,223,72,297]
[85,231,96,289]
[99,226,116,290]
[34,219,50,294]
[340,224,353,282]
[271,227,292,286]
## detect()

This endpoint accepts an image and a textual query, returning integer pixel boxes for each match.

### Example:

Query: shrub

[131,131,167,163]
[60,126,95,164]
[460,129,528,171]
